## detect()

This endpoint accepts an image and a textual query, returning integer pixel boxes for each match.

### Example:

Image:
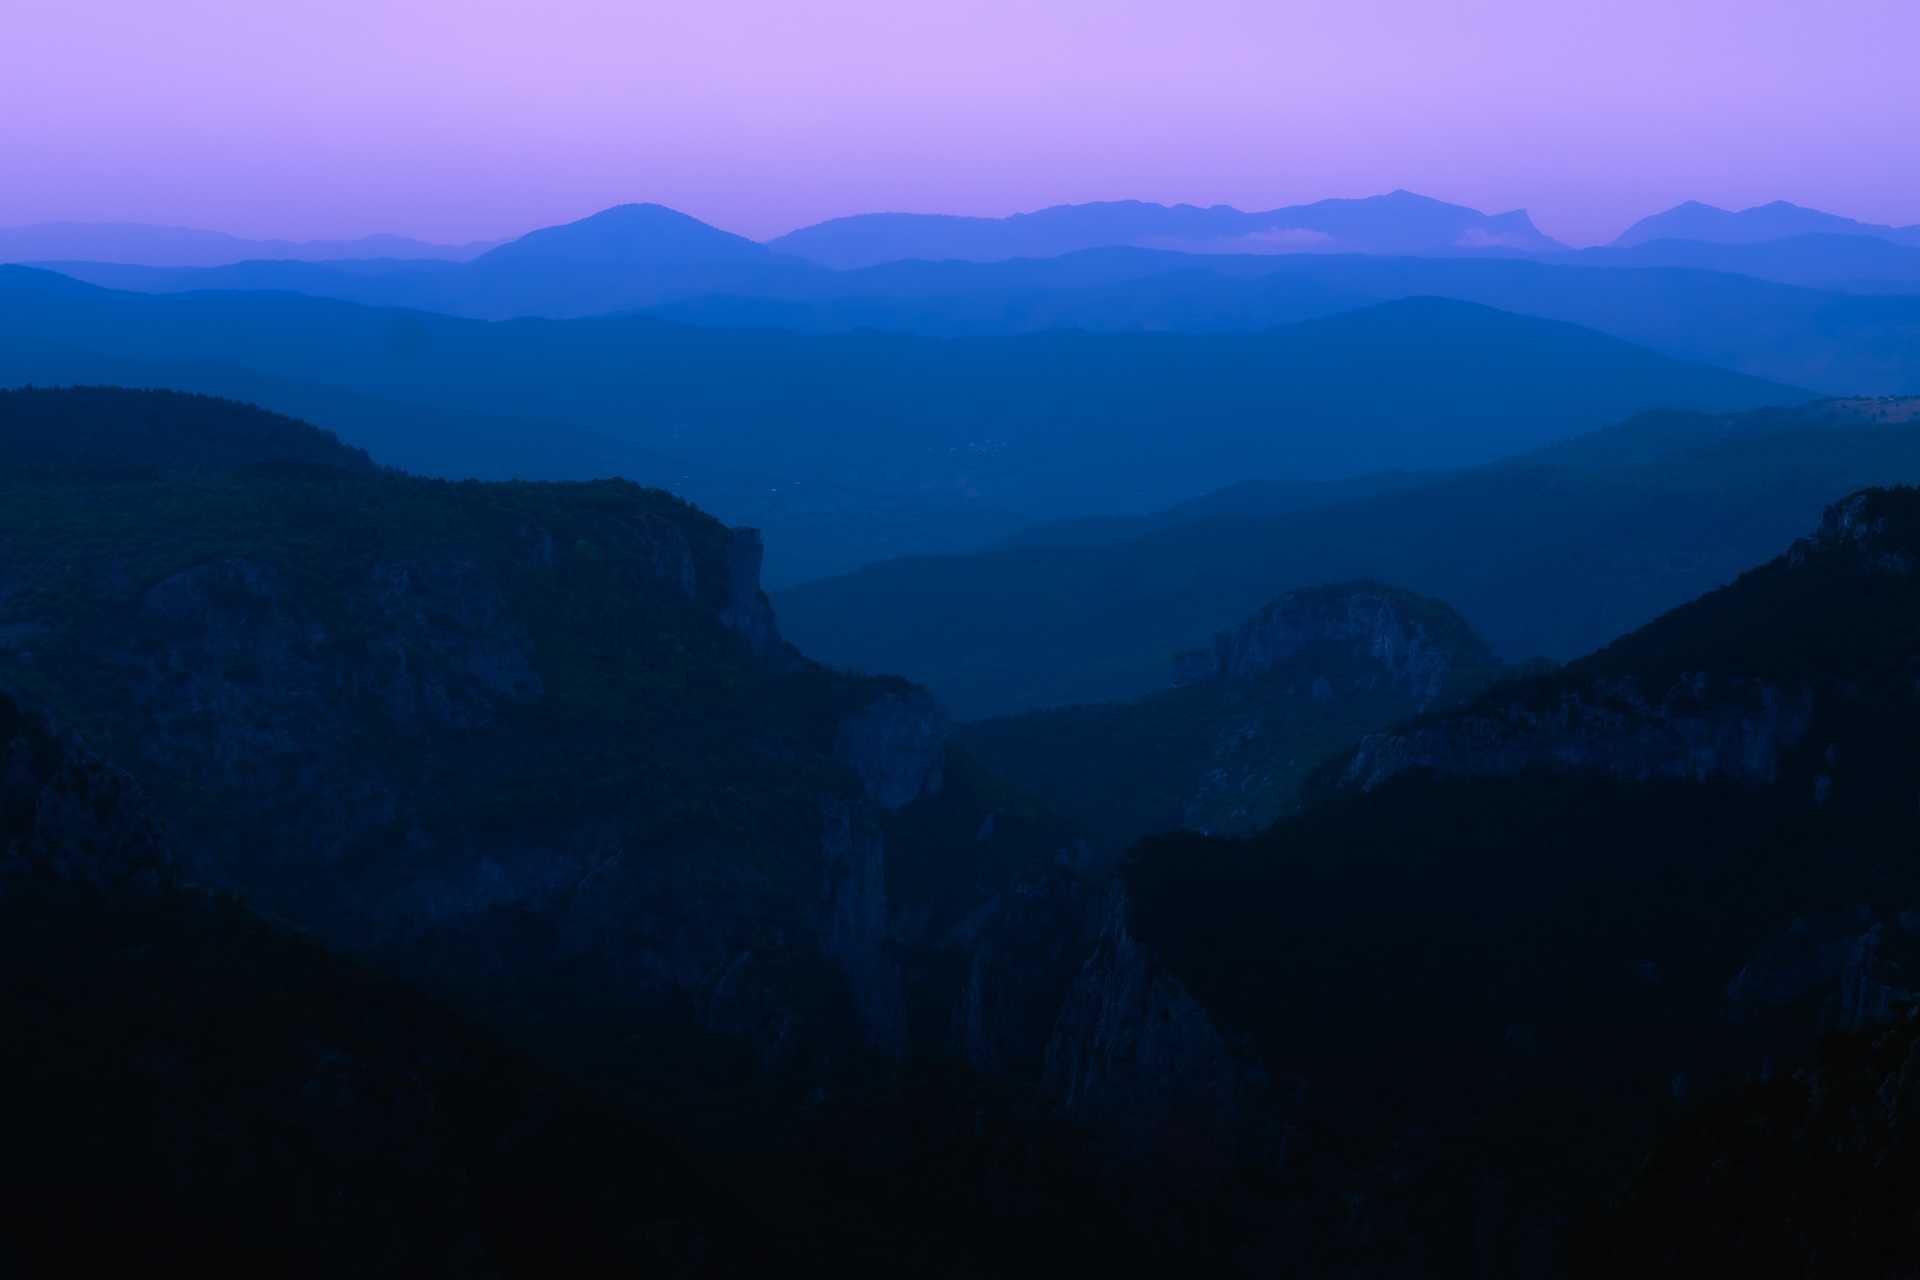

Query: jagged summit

[768,190,1564,268]
[961,580,1500,851]
[1174,581,1496,710]
[1612,199,1920,248]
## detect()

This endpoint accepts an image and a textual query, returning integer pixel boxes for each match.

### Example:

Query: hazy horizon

[7,0,1917,248]
[5,189,1917,256]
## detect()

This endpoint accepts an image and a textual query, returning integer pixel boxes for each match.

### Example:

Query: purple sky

[5,0,1916,247]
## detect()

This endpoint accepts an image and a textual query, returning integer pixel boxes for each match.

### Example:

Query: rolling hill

[1612,199,1920,248]
[0,268,1808,583]
[768,190,1561,267]
[776,398,1920,718]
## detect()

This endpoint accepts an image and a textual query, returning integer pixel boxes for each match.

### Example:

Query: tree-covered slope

[0,269,1809,565]
[1118,487,1920,1274]
[779,397,1920,718]
[0,388,1302,1272]
[957,583,1502,854]
[0,387,961,1081]
[0,689,759,1277]
[0,390,1237,1182]
[48,241,1920,399]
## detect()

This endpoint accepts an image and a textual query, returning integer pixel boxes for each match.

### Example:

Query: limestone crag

[1199,584,1472,709]
[1343,674,1815,793]
[836,689,949,813]
[1042,884,1275,1166]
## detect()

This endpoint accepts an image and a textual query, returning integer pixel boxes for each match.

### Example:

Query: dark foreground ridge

[0,689,765,1277]
[9,388,1920,1274]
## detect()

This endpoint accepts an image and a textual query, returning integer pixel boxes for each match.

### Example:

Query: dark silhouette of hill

[957,583,1501,854]
[644,251,1920,396]
[0,334,1032,587]
[768,190,1562,267]
[0,383,372,473]
[14,391,1920,1272]
[0,269,1806,584]
[1613,199,1920,248]
[0,387,1263,1276]
[471,201,768,265]
[0,219,492,267]
[0,686,773,1277]
[776,398,1920,718]
[28,204,831,320]
[33,216,1920,399]
[1121,485,1920,1273]
[444,203,827,317]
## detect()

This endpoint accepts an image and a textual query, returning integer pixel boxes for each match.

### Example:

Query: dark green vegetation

[0,260,1820,583]
[0,389,1242,1277]
[1588,1014,1920,1278]
[0,268,1802,506]
[0,690,757,1278]
[780,396,1920,717]
[0,387,904,1052]
[657,251,1920,398]
[13,387,1920,1275]
[39,236,1920,399]
[958,583,1502,854]
[0,684,1207,1279]
[1123,486,1920,1272]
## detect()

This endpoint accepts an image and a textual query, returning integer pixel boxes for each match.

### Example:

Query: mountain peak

[1176,581,1496,708]
[771,190,1563,267]
[1791,486,1920,573]
[475,202,767,266]
[1612,198,1904,248]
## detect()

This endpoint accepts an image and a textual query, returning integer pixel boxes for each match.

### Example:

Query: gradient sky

[5,0,1916,247]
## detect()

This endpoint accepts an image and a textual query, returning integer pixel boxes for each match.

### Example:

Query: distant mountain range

[22,197,1920,386]
[766,190,1564,267]
[0,266,1805,584]
[0,220,495,267]
[16,194,1920,289]
[1611,199,1920,249]
[776,397,1920,717]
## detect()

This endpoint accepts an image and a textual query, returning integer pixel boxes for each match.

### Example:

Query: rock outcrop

[1343,674,1815,793]
[0,695,168,892]
[1197,584,1477,709]
[1042,885,1274,1166]
[836,689,948,813]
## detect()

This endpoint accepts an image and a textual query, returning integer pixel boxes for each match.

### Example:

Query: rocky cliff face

[1343,673,1815,793]
[0,695,168,892]
[1041,884,1276,1167]
[1192,584,1479,709]
[964,582,1503,857]
[718,526,790,662]
[1788,487,1920,573]
[0,398,963,1084]
[1178,589,1498,832]
[0,685,754,1278]
[836,689,948,813]
[0,390,1290,1173]
[1336,490,1920,797]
